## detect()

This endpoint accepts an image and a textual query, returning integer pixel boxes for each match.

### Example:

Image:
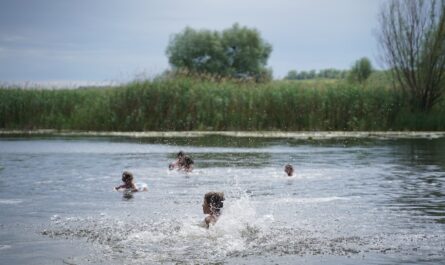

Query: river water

[0,135,444,264]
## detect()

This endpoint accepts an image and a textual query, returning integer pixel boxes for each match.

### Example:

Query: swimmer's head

[203,192,225,215]
[284,164,294,176]
[177,151,185,158]
[184,156,194,167]
[122,171,134,183]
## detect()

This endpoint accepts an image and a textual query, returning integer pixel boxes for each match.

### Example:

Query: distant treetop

[166,23,273,82]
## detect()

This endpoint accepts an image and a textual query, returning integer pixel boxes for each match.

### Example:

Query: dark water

[0,136,444,264]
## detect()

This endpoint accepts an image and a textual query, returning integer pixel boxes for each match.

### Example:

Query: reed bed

[1,77,444,131]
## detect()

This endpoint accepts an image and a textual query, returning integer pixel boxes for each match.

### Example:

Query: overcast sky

[0,0,384,84]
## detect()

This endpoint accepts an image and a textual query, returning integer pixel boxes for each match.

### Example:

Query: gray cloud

[0,0,384,82]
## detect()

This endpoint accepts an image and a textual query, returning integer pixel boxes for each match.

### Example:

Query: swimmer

[202,192,225,228]
[182,156,194,172]
[284,164,294,177]
[114,171,147,192]
[169,151,194,172]
[169,151,185,170]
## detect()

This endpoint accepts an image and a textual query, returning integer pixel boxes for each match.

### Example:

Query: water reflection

[122,191,134,201]
[117,135,273,148]
[194,152,272,168]
[383,139,445,224]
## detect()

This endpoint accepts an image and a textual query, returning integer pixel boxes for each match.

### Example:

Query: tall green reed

[1,77,444,131]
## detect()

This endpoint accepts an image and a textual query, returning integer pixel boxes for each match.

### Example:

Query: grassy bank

[1,77,444,131]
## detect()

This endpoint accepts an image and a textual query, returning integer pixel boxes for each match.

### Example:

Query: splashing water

[1,136,444,264]
[41,192,444,264]
[42,193,276,263]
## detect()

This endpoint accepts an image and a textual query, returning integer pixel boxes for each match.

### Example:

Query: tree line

[165,0,444,112]
[283,57,373,83]
[284,69,349,80]
[1,0,443,133]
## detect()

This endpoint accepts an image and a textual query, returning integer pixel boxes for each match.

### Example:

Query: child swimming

[202,192,225,228]
[169,151,194,172]
[284,164,294,177]
[169,151,185,170]
[114,171,147,192]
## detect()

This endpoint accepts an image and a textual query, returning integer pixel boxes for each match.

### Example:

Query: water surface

[0,136,444,264]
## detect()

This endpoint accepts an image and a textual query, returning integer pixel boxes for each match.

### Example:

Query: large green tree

[166,24,272,79]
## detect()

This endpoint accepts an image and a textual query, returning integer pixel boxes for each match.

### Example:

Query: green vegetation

[348,57,373,84]
[285,57,373,83]
[284,68,348,80]
[166,23,272,81]
[2,2,444,133]
[1,75,444,131]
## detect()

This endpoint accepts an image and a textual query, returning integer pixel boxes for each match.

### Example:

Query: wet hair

[284,164,294,176]
[204,192,225,215]
[183,156,194,166]
[122,171,134,182]
[177,151,185,158]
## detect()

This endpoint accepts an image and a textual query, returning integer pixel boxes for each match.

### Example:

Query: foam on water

[271,196,351,204]
[2,130,445,139]
[41,193,445,264]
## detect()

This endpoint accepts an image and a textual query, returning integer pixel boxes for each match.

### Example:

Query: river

[0,135,444,264]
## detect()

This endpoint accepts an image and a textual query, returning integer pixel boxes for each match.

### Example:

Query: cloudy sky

[0,0,384,84]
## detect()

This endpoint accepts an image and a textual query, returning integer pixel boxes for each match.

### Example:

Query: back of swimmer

[202,192,225,228]
[115,171,147,192]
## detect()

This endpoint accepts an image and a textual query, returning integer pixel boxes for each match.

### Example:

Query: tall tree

[377,0,445,111]
[166,24,272,80]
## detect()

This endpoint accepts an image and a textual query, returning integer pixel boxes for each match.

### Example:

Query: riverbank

[1,130,445,139]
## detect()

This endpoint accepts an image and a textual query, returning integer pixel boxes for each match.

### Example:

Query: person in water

[202,192,225,228]
[284,164,294,177]
[169,151,194,172]
[115,171,146,192]
[169,151,185,170]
